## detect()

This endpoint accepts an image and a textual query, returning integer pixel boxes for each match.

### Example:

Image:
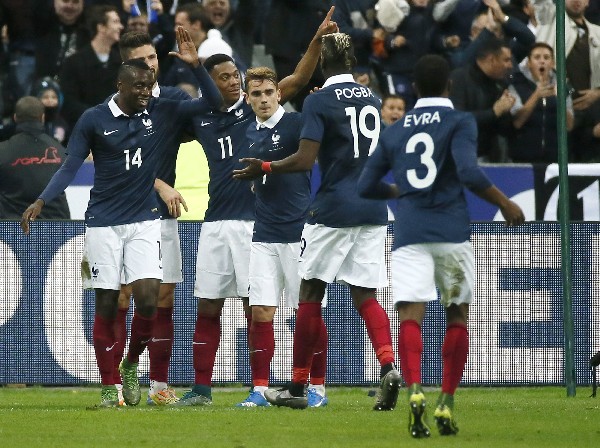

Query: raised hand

[316,6,338,39]
[168,26,200,67]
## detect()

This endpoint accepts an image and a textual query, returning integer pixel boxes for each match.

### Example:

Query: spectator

[33,0,90,81]
[334,0,383,87]
[381,93,406,126]
[0,0,36,115]
[450,37,515,161]
[161,3,211,88]
[507,42,574,163]
[374,0,436,108]
[264,1,334,111]
[31,76,70,144]
[59,5,123,127]
[536,0,600,161]
[202,0,256,68]
[198,28,232,61]
[0,96,70,219]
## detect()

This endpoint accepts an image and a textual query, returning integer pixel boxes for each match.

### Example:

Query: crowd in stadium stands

[0,0,599,164]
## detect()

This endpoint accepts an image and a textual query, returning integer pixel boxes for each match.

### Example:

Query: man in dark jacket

[0,96,70,219]
[450,37,515,161]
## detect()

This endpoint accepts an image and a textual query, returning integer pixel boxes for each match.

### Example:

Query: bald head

[15,96,45,123]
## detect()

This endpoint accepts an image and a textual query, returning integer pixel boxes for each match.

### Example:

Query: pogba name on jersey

[404,111,441,127]
[334,86,375,101]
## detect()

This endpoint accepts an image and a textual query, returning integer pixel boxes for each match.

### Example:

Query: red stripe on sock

[250,321,274,387]
[149,307,173,383]
[292,302,322,384]
[442,323,469,395]
[398,319,423,387]
[127,312,156,364]
[94,314,116,385]
[112,308,128,384]
[358,298,395,366]
[193,313,221,386]
[309,317,327,385]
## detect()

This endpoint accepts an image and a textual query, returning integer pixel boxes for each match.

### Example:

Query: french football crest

[272,133,281,143]
[142,118,152,128]
[235,108,244,118]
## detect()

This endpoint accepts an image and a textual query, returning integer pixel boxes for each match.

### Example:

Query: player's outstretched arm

[279,6,339,104]
[155,178,188,218]
[20,154,86,234]
[233,139,320,180]
[475,185,525,226]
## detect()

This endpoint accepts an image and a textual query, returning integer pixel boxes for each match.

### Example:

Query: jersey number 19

[345,105,380,158]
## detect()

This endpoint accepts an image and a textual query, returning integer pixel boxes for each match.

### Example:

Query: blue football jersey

[192,96,255,222]
[68,95,214,227]
[364,98,492,248]
[246,108,310,243]
[301,74,387,227]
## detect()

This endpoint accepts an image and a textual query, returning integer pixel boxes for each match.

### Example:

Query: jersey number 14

[124,147,142,170]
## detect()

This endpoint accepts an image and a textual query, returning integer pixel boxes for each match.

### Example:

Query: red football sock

[250,321,275,387]
[149,307,174,383]
[442,323,469,395]
[309,317,327,386]
[112,308,128,384]
[358,298,395,366]
[292,302,322,385]
[94,314,116,385]
[127,312,156,364]
[193,313,221,386]
[398,320,423,387]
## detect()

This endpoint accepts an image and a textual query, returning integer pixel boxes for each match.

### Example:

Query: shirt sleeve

[300,95,325,143]
[450,114,493,192]
[65,110,94,159]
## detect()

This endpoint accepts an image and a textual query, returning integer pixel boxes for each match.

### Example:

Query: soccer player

[21,27,223,408]
[357,54,525,437]
[108,31,196,407]
[174,7,338,407]
[234,67,328,408]
[234,32,401,411]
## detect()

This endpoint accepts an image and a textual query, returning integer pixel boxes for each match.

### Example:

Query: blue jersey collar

[226,92,245,112]
[322,73,355,88]
[414,97,454,109]
[108,95,149,117]
[256,105,285,129]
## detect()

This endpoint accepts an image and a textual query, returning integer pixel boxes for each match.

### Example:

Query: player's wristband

[261,161,272,174]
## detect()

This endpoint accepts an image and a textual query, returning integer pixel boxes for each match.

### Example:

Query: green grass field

[0,386,598,447]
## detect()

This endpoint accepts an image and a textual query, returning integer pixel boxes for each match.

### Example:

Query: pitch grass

[0,386,598,447]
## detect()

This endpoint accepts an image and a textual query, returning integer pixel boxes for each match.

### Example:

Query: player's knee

[197,298,225,317]
[350,286,377,310]
[157,283,176,307]
[299,279,326,303]
[251,305,276,322]
[118,284,132,309]
[95,289,120,318]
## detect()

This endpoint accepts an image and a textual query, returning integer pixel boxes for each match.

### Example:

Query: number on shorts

[300,237,307,257]
[157,240,162,261]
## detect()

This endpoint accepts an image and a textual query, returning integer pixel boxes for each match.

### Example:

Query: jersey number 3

[124,147,142,170]
[406,132,437,189]
[345,106,380,157]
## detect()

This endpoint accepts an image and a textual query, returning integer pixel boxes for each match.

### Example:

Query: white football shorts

[391,241,474,307]
[193,220,253,299]
[158,218,183,284]
[81,220,163,290]
[299,224,387,289]
[248,241,302,308]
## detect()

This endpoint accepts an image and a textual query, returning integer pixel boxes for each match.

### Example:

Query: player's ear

[277,89,281,102]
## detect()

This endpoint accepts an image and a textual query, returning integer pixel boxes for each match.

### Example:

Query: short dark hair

[528,42,554,59]
[176,3,212,31]
[475,37,510,60]
[382,94,405,107]
[320,33,355,73]
[87,5,118,38]
[414,54,450,97]
[15,96,45,123]
[119,31,153,60]
[203,54,235,73]
[244,67,278,92]
[118,59,151,81]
